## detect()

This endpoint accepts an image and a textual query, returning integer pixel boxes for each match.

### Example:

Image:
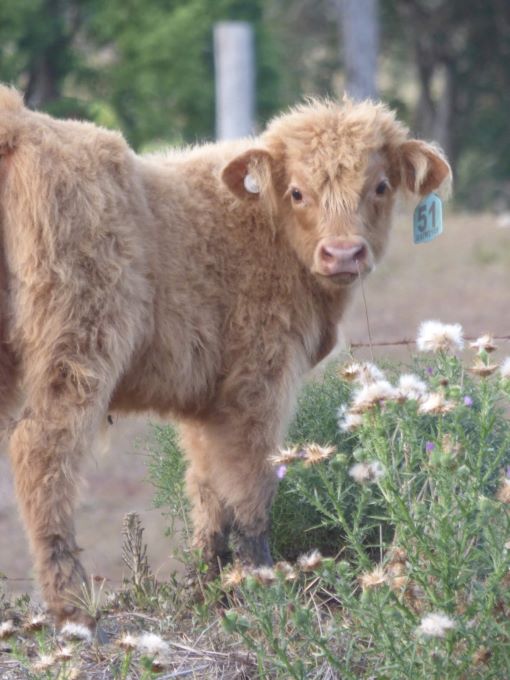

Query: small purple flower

[425,441,435,452]
[276,465,287,480]
[463,395,473,407]
[426,367,434,376]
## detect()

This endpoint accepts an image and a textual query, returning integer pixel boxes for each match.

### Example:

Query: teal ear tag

[413,193,443,244]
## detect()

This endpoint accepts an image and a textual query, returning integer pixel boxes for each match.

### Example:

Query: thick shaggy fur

[0,85,451,626]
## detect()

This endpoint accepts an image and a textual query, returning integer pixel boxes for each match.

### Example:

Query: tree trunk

[333,0,379,100]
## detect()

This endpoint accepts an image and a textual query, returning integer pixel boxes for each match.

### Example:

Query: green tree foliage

[388,0,510,206]
[0,0,509,205]
[0,0,283,147]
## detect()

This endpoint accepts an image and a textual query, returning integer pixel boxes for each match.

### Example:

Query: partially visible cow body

[0,86,451,627]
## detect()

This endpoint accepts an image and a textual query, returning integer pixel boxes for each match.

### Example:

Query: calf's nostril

[353,244,366,261]
[321,246,335,261]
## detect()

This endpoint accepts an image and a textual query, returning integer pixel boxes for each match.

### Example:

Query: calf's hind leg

[10,412,94,626]
[9,343,133,626]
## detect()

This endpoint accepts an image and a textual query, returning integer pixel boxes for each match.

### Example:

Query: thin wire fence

[350,334,510,349]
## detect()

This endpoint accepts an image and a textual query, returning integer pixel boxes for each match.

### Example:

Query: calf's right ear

[221,148,274,200]
[399,140,452,197]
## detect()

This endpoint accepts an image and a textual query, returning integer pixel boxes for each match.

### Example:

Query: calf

[0,86,451,627]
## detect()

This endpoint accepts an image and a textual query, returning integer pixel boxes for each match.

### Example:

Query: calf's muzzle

[314,237,370,279]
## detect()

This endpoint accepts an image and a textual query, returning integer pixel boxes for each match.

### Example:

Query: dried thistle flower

[358,565,386,590]
[468,359,499,377]
[116,633,138,650]
[349,461,385,484]
[337,409,363,432]
[390,575,408,592]
[340,361,385,386]
[397,374,428,401]
[252,566,276,585]
[350,380,398,414]
[24,613,47,632]
[388,547,408,565]
[55,645,74,662]
[418,392,455,415]
[472,646,492,665]
[386,560,406,578]
[339,362,362,382]
[33,655,56,672]
[0,620,15,639]
[403,581,426,613]
[60,622,93,643]
[274,561,297,581]
[136,632,170,656]
[470,334,497,353]
[416,320,464,353]
[417,612,456,637]
[270,446,302,466]
[297,549,323,572]
[221,562,246,589]
[303,443,335,466]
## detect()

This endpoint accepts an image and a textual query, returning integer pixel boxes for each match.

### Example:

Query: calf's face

[222,102,451,290]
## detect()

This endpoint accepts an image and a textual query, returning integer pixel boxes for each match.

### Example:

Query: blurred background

[1,0,509,594]
[1,0,510,208]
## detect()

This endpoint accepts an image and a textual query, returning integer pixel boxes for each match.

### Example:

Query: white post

[334,0,379,101]
[214,21,255,140]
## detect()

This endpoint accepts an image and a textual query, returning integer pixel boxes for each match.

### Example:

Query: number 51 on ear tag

[413,193,443,244]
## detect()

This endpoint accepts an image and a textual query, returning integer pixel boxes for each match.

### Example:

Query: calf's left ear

[399,140,452,197]
[221,148,274,200]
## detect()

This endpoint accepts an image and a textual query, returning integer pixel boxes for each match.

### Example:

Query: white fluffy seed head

[136,632,169,656]
[60,622,93,643]
[338,410,363,432]
[341,361,385,386]
[117,633,138,650]
[416,320,464,353]
[349,461,385,484]
[418,392,455,415]
[297,549,323,571]
[417,612,456,637]
[470,334,497,353]
[351,380,398,413]
[0,620,15,638]
[398,374,428,401]
[500,357,510,379]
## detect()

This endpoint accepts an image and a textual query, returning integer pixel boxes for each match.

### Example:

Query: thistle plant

[222,323,510,678]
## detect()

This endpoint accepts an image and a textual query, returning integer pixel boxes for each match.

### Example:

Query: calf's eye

[291,188,303,202]
[375,180,389,196]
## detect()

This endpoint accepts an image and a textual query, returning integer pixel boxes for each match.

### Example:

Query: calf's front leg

[181,411,280,576]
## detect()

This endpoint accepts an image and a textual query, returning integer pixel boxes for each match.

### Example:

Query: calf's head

[222,99,451,289]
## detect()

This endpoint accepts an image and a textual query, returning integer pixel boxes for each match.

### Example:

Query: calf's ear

[399,140,452,197]
[221,148,274,200]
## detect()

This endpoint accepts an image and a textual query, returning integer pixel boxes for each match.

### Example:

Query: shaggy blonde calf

[0,85,451,627]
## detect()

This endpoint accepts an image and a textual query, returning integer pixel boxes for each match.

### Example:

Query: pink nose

[317,239,368,276]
